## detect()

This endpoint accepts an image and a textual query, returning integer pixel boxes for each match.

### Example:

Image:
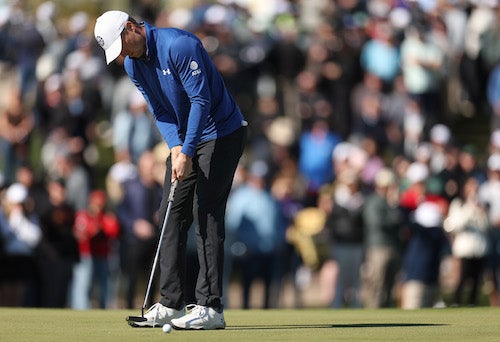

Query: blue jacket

[117,176,162,243]
[226,185,287,254]
[124,23,245,157]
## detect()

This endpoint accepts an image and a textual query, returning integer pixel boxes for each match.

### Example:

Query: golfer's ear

[124,21,134,33]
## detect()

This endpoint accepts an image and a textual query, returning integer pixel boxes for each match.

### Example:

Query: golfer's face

[120,24,146,60]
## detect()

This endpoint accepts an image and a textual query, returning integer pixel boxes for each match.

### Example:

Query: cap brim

[104,36,122,65]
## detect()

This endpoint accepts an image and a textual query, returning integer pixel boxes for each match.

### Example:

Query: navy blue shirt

[403,222,450,284]
[124,23,245,157]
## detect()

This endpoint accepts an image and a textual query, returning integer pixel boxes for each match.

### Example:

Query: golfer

[94,10,246,329]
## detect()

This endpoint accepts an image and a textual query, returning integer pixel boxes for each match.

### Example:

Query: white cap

[414,201,442,228]
[430,124,451,145]
[6,183,28,204]
[406,162,429,184]
[94,10,129,65]
[491,129,500,148]
[487,153,500,171]
[70,11,89,34]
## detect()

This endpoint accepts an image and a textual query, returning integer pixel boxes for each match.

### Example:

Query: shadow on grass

[227,323,447,330]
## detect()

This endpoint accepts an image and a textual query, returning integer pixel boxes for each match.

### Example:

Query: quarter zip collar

[142,21,155,62]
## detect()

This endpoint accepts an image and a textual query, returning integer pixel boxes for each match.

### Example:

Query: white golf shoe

[128,303,185,327]
[171,304,226,330]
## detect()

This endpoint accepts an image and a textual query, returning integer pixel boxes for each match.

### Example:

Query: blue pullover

[124,23,245,157]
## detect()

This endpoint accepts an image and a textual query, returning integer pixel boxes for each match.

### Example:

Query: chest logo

[162,68,171,75]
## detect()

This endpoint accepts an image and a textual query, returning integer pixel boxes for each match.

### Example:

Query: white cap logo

[96,36,105,48]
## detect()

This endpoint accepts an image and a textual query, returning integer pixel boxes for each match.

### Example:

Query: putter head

[126,315,148,327]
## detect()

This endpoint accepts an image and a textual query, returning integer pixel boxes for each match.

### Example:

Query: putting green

[0,307,498,341]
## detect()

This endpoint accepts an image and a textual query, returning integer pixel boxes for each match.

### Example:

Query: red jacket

[74,210,120,258]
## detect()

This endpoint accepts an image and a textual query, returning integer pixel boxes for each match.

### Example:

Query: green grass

[0,307,499,341]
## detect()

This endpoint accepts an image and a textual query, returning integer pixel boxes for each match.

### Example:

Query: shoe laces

[146,303,164,325]
[185,304,206,318]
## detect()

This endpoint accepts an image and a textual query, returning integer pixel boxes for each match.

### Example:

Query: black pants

[123,238,156,309]
[158,126,246,311]
[453,257,485,306]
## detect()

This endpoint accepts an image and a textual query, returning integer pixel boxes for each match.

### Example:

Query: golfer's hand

[171,146,182,163]
[171,148,192,182]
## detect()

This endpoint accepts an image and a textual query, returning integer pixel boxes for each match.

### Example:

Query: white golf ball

[162,324,172,333]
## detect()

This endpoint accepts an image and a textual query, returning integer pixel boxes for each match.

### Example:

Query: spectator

[37,177,79,307]
[117,150,162,309]
[360,168,403,308]
[478,153,500,305]
[360,18,400,87]
[0,89,35,183]
[428,123,452,175]
[4,1,46,101]
[2,182,41,253]
[323,168,365,308]
[112,88,160,163]
[71,190,120,309]
[358,136,385,191]
[400,24,444,120]
[298,118,341,206]
[444,176,490,306]
[15,163,49,219]
[105,150,137,209]
[350,72,385,130]
[226,160,286,308]
[53,149,91,211]
[401,201,450,309]
[457,144,487,186]
[0,182,41,306]
[399,161,429,220]
[270,166,306,307]
[295,70,333,131]
[285,197,328,307]
[436,145,461,202]
[59,72,98,144]
[265,13,306,118]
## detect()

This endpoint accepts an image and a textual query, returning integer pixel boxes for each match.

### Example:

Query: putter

[126,179,178,326]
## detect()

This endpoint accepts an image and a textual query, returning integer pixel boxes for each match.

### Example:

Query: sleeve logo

[190,60,201,76]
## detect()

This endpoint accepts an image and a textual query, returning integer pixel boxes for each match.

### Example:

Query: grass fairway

[0,307,499,341]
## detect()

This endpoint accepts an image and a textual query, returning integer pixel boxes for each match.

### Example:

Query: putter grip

[168,179,178,202]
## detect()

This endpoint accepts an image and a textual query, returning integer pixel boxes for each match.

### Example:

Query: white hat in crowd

[414,201,443,228]
[491,129,500,149]
[5,183,28,204]
[69,11,89,34]
[406,162,429,184]
[430,124,451,145]
[94,10,129,65]
[487,153,500,171]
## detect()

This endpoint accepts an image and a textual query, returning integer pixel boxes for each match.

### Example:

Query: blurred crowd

[1,0,500,310]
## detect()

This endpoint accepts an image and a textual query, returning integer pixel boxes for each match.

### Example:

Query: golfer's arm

[172,36,210,157]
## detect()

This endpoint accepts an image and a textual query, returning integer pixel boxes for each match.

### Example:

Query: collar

[143,21,155,61]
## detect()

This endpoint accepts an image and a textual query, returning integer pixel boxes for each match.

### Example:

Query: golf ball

[162,324,172,333]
